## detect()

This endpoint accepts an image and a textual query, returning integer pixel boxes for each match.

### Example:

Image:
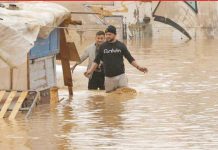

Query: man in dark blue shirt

[85,25,148,92]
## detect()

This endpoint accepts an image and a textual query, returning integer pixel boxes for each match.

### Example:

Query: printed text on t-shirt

[104,48,121,54]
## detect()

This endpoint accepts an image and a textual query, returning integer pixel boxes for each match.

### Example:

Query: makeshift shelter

[0,2,80,118]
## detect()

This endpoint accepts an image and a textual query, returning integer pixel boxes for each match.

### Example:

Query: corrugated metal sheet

[29,29,60,59]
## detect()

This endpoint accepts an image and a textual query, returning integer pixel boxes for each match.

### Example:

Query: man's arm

[84,62,98,77]
[71,48,89,72]
[131,60,148,73]
[122,44,135,63]
[122,44,148,73]
[84,45,103,77]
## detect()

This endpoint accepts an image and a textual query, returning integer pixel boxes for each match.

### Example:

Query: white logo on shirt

[104,48,121,54]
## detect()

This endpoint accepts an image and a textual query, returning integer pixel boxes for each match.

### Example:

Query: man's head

[95,31,105,45]
[105,25,116,42]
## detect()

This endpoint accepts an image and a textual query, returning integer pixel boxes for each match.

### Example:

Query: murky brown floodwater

[1,38,218,150]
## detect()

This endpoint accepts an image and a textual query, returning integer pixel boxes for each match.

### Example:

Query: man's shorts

[105,73,128,92]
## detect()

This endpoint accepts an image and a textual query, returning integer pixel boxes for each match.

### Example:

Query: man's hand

[84,62,98,78]
[131,61,148,74]
[98,63,102,69]
[137,66,148,73]
[84,71,91,78]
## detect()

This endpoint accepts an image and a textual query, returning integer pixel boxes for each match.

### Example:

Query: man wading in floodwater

[85,25,148,92]
[71,31,105,90]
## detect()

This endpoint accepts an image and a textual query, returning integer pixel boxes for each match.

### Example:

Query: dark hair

[96,31,105,36]
[105,25,116,35]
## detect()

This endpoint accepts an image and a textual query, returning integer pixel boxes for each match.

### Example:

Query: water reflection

[87,92,136,128]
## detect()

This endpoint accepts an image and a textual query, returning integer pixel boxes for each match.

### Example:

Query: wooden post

[27,54,30,90]
[10,68,13,90]
[57,21,80,96]
[59,28,73,96]
[68,86,73,96]
[50,87,59,104]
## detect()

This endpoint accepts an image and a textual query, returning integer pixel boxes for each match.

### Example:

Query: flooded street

[1,38,218,150]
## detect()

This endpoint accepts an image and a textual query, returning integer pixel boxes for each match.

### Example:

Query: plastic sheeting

[152,1,218,39]
[0,2,70,68]
[152,2,198,40]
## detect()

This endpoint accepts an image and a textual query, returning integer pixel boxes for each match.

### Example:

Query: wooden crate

[0,90,39,119]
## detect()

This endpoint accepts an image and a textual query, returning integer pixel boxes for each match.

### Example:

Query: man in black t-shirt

[85,25,148,92]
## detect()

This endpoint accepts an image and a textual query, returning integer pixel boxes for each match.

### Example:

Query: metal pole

[71,12,99,15]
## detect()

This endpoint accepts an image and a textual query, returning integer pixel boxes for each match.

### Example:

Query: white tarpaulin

[0,2,70,68]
